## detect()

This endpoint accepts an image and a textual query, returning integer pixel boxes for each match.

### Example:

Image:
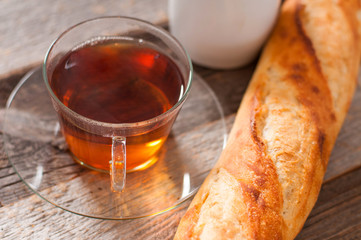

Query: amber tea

[50,38,185,171]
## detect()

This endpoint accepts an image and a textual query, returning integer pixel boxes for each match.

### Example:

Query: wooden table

[1,1,360,239]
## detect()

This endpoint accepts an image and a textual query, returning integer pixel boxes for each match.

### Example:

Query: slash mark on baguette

[291,1,336,168]
[294,2,322,75]
[250,94,266,152]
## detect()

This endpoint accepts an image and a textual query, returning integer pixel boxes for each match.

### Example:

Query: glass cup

[43,16,193,192]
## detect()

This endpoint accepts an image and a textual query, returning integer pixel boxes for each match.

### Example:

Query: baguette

[174,0,361,239]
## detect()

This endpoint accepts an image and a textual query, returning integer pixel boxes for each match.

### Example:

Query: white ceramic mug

[168,0,281,69]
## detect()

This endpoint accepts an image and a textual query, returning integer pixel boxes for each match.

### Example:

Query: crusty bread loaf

[174,0,361,239]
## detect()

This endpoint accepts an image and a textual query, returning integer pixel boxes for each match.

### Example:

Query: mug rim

[42,16,193,129]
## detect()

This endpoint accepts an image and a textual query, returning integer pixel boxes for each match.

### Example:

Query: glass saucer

[3,67,227,220]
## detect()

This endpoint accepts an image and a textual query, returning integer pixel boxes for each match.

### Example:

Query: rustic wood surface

[1,0,361,239]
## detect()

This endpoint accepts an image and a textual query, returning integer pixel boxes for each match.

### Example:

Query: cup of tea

[43,16,193,192]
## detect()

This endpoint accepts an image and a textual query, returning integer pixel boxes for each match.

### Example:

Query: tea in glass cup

[43,17,192,191]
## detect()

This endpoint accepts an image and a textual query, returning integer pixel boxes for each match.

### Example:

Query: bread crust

[174,0,361,239]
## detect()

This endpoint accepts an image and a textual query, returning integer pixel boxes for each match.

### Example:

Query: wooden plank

[296,166,361,240]
[197,64,256,116]
[0,0,168,79]
[0,190,188,239]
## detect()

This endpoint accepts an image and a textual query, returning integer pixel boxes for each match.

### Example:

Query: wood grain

[296,166,361,240]
[0,192,188,240]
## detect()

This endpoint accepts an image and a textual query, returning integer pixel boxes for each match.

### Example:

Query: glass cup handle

[111,136,126,192]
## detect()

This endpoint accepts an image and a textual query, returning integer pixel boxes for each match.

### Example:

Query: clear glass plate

[3,67,227,220]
